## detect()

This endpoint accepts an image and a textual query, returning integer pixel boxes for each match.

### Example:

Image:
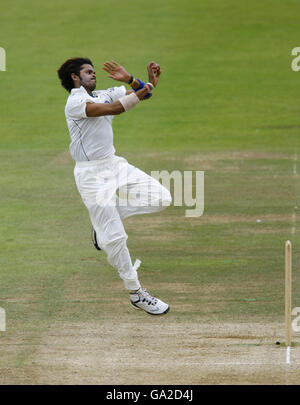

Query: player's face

[79,64,97,92]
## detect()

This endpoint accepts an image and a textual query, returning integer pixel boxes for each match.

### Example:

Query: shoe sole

[91,228,102,251]
[130,302,170,315]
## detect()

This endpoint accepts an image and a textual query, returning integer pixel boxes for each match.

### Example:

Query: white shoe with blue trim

[130,288,169,315]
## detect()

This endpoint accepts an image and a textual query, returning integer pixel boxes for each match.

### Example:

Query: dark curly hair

[57,57,94,92]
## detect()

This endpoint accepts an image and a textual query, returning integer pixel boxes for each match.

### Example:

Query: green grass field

[0,0,300,384]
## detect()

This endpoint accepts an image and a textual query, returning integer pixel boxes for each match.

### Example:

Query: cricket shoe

[130,288,169,315]
[91,227,102,251]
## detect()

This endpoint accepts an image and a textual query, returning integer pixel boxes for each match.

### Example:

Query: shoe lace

[138,288,158,306]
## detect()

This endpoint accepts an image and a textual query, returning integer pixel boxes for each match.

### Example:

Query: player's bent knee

[102,234,127,251]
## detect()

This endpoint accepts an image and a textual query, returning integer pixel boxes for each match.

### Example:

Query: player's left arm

[102,61,146,97]
[102,60,160,98]
[102,60,131,83]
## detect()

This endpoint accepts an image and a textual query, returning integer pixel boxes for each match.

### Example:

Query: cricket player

[57,58,172,315]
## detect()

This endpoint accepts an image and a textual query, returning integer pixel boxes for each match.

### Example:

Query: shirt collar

[70,86,98,98]
[71,85,88,94]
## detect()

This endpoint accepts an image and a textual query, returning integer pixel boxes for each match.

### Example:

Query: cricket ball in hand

[150,62,160,74]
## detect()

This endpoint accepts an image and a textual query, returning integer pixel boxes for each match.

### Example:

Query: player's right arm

[85,86,150,117]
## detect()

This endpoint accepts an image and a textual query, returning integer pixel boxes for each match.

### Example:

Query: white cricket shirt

[64,85,126,161]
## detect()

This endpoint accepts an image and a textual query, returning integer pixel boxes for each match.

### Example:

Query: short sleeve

[65,95,94,120]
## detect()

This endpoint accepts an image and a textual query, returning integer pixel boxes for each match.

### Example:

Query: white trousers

[74,155,172,290]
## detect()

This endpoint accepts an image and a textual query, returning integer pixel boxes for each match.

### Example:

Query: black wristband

[127,75,134,85]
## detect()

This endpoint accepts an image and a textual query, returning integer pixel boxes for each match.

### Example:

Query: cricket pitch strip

[0,319,299,384]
